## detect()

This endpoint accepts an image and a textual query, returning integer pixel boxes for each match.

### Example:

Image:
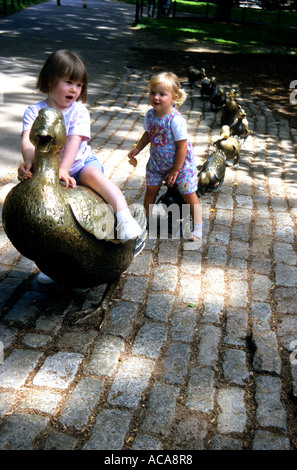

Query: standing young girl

[128,71,202,241]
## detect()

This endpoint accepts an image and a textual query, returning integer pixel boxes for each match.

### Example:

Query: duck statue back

[2,108,145,288]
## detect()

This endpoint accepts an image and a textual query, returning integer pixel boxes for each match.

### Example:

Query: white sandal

[189,223,203,241]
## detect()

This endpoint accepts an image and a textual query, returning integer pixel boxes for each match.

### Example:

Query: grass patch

[134,14,297,54]
[123,0,297,53]
[172,0,217,16]
[175,0,297,26]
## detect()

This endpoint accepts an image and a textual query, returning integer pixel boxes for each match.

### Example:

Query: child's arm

[128,131,150,166]
[18,130,35,181]
[59,134,84,188]
[165,139,188,185]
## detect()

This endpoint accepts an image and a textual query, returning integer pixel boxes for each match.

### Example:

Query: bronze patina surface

[214,125,241,169]
[220,88,241,127]
[210,85,226,112]
[197,150,226,196]
[230,108,250,140]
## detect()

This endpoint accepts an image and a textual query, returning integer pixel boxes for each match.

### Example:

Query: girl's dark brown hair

[37,50,88,103]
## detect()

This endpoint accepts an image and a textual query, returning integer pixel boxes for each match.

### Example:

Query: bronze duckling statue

[201,76,217,100]
[187,66,206,87]
[220,88,241,127]
[197,150,226,196]
[2,108,146,289]
[213,125,240,169]
[151,184,189,238]
[229,107,250,141]
[210,85,226,112]
[156,183,185,214]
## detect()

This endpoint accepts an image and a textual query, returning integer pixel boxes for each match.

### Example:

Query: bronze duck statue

[210,85,226,112]
[187,66,206,87]
[2,107,146,289]
[201,76,217,100]
[229,108,250,141]
[197,150,226,196]
[146,183,187,238]
[213,125,240,169]
[220,88,241,127]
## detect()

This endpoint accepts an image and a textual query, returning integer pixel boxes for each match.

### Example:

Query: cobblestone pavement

[1,67,297,451]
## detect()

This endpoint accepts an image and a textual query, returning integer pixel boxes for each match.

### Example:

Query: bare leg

[144,185,161,218]
[79,166,142,242]
[79,166,128,214]
[182,192,202,240]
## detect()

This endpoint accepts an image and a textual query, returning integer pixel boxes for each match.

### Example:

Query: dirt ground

[131,35,297,129]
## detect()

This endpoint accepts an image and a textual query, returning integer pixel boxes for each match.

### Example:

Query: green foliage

[0,0,47,15]
[131,0,297,54]
[135,15,297,54]
[172,1,217,15]
[2,0,297,55]
[131,0,297,25]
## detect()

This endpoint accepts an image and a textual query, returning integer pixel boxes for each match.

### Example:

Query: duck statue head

[229,108,250,141]
[2,107,146,288]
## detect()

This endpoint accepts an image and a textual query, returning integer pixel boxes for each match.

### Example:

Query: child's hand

[128,148,138,167]
[128,155,138,167]
[18,161,33,181]
[59,168,76,188]
[165,169,179,186]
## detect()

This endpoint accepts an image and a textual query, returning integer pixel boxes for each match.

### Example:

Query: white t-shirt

[22,100,92,175]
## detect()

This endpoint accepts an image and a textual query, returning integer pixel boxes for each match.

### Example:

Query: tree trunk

[215,0,233,21]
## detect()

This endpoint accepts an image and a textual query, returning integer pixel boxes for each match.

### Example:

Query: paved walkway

[0,0,137,179]
[1,0,297,452]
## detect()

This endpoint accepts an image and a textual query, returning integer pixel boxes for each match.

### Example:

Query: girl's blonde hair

[37,50,88,103]
[149,71,187,107]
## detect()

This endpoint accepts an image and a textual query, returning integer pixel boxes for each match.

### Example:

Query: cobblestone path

[0,70,297,450]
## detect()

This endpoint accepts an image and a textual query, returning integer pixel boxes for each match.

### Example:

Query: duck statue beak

[29,107,66,153]
[36,134,54,153]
